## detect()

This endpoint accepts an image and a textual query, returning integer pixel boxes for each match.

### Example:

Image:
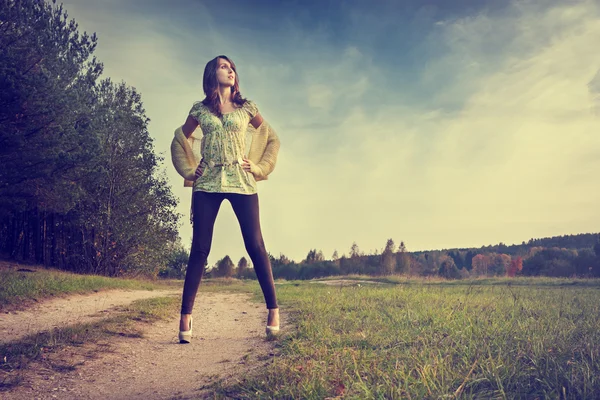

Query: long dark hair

[201,55,247,117]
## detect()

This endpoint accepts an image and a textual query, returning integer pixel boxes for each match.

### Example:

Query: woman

[170,55,281,343]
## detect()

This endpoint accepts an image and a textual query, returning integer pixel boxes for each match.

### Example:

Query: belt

[201,157,244,168]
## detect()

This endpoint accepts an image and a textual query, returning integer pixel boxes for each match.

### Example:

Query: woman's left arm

[250,113,264,129]
[243,113,280,180]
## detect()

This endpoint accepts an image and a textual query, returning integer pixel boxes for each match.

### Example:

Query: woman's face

[215,58,235,87]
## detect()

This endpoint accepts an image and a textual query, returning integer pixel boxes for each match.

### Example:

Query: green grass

[3,267,599,398]
[215,277,600,399]
[0,266,175,311]
[0,295,181,390]
[0,259,262,312]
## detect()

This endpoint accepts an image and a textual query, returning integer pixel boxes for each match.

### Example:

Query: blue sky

[61,0,600,264]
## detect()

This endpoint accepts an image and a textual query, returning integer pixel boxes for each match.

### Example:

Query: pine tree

[0,0,102,210]
[350,242,360,258]
[316,250,324,262]
[304,249,324,264]
[381,238,397,275]
[439,257,460,279]
[278,253,291,264]
[0,1,180,275]
[237,256,248,278]
[216,256,235,278]
[396,241,410,274]
[594,235,600,258]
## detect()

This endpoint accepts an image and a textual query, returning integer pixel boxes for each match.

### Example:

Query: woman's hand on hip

[195,163,204,179]
[242,158,260,176]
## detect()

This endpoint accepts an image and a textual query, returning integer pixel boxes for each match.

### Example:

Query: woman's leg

[228,193,278,315]
[180,191,224,326]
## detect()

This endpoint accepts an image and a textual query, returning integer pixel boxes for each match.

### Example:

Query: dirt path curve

[0,289,181,344]
[4,292,276,399]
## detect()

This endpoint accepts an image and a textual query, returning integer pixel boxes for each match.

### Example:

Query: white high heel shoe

[265,325,280,335]
[266,309,280,336]
[179,316,193,344]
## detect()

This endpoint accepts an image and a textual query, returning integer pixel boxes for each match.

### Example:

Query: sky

[59,0,600,264]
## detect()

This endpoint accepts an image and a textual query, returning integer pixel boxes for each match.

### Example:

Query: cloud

[590,69,600,115]
[267,0,600,259]
[307,84,334,110]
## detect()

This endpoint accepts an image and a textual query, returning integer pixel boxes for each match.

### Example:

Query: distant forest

[170,233,600,281]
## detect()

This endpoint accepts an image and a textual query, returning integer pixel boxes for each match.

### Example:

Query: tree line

[163,234,600,280]
[0,0,181,276]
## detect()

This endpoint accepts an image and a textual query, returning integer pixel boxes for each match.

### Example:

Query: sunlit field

[217,277,600,399]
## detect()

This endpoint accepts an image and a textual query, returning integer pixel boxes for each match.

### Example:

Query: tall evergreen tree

[439,256,460,279]
[0,0,102,211]
[350,242,360,258]
[216,255,235,278]
[398,241,406,253]
[593,235,600,258]
[0,0,181,276]
[396,241,410,274]
[381,238,396,275]
[237,256,248,277]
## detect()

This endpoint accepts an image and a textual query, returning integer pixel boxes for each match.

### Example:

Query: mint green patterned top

[189,100,259,194]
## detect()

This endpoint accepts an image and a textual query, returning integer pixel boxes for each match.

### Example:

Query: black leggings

[181,191,278,314]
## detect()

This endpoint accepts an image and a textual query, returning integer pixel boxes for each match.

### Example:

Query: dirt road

[2,290,277,399]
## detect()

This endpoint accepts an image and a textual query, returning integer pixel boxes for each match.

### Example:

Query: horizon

[229,231,600,264]
[59,0,600,264]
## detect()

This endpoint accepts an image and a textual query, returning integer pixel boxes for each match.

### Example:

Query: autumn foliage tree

[507,256,523,277]
[471,253,512,276]
[471,254,491,276]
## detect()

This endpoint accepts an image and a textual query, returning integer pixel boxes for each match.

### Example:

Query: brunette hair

[201,55,247,117]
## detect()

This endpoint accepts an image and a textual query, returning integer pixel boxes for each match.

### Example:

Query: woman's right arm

[182,115,199,138]
[181,114,203,178]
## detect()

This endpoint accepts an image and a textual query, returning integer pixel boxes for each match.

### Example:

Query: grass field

[0,262,175,311]
[218,277,600,399]
[2,266,599,398]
